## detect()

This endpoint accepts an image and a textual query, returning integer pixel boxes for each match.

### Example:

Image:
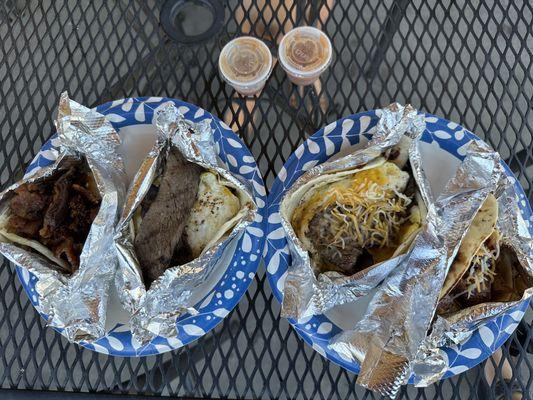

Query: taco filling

[0,159,101,273]
[437,193,531,315]
[291,153,423,276]
[133,147,244,286]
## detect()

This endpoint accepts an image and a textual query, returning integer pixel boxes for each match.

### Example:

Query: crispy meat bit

[6,161,101,274]
[67,193,92,239]
[10,184,49,220]
[53,238,80,273]
[39,225,71,248]
[72,183,100,204]
[40,167,76,239]
[7,215,42,238]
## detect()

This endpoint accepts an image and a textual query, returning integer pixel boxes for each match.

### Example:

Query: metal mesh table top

[1,0,532,398]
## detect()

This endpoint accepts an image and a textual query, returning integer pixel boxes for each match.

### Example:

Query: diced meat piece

[67,193,92,239]
[40,167,75,239]
[7,215,42,238]
[39,225,71,248]
[10,185,49,220]
[53,238,80,272]
[72,184,100,204]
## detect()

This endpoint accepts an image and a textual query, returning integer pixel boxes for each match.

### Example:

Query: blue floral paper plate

[264,111,532,382]
[17,97,266,356]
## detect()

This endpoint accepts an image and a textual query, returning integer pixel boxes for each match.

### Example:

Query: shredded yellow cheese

[465,230,501,298]
[320,179,411,252]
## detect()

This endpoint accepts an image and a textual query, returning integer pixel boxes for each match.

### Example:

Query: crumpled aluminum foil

[329,139,533,396]
[279,103,428,319]
[0,92,127,343]
[410,157,533,387]
[114,102,257,344]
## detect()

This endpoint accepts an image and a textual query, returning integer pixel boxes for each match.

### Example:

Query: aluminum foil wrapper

[0,92,127,343]
[279,103,428,320]
[410,160,533,387]
[114,102,257,344]
[329,140,519,396]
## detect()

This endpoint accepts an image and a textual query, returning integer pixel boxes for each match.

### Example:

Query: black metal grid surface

[1,0,532,398]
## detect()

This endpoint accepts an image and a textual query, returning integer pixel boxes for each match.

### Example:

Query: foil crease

[411,155,533,387]
[0,92,127,343]
[329,139,531,396]
[114,102,257,344]
[279,103,427,320]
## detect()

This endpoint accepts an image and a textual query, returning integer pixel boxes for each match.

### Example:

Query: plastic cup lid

[219,36,273,87]
[279,26,332,77]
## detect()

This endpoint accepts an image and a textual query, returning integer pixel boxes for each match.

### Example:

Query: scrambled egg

[293,161,419,269]
[185,172,240,257]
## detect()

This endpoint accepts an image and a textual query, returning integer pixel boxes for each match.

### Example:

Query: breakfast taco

[287,137,425,276]
[0,93,126,343]
[437,193,532,315]
[130,146,250,285]
[0,157,101,274]
[114,102,257,342]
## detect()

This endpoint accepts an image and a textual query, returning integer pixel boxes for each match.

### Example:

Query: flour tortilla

[285,157,387,262]
[391,196,426,258]
[284,157,424,271]
[195,177,251,257]
[438,193,499,300]
[0,208,71,272]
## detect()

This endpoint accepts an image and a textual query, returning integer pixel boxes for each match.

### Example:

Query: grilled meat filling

[134,148,202,285]
[6,160,101,273]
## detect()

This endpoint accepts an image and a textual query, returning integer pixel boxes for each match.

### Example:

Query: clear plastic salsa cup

[219,36,273,96]
[279,26,332,86]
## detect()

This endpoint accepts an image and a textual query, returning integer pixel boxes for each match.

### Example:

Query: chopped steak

[10,184,49,220]
[134,147,202,285]
[40,167,76,239]
[54,238,81,273]
[6,160,101,273]
[72,183,100,204]
[68,193,92,239]
[7,215,42,238]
